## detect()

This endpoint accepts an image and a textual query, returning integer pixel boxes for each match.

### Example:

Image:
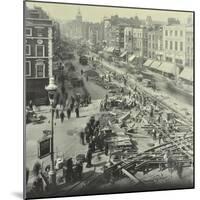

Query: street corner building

[25,6,54,105]
[23,1,194,199]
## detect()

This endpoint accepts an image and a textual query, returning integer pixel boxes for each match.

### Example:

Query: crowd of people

[54,94,84,122]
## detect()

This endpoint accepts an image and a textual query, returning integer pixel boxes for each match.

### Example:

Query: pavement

[26,100,100,169]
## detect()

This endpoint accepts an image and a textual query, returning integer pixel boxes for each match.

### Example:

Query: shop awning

[159,62,176,75]
[120,51,127,58]
[150,61,162,69]
[143,59,154,67]
[179,67,193,82]
[128,54,136,62]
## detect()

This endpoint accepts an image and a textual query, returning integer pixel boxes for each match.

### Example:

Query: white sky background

[26,1,193,24]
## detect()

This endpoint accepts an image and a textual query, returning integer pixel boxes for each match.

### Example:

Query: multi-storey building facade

[124,27,134,54]
[163,24,186,67]
[88,23,104,46]
[103,18,112,47]
[124,27,147,56]
[147,26,163,60]
[185,26,193,68]
[25,7,53,105]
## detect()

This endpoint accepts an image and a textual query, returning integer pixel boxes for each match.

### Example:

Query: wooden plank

[121,168,140,184]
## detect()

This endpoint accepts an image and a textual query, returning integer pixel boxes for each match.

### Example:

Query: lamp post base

[49,170,56,186]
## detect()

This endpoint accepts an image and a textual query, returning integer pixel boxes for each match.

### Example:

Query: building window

[149,43,151,49]
[36,27,45,37]
[175,30,177,36]
[25,61,31,76]
[26,45,31,55]
[36,45,45,57]
[165,30,168,36]
[36,63,45,78]
[170,41,173,50]
[26,28,32,36]
[180,30,183,36]
[156,43,158,50]
[180,42,183,51]
[175,42,178,51]
[170,30,173,36]
[165,40,168,49]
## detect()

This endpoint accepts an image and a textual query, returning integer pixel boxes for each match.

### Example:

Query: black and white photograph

[24,1,194,199]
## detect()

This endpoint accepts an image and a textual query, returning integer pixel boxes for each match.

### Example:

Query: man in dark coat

[67,107,71,119]
[86,148,93,168]
[80,131,85,145]
[75,106,79,118]
[66,158,74,182]
[60,111,65,123]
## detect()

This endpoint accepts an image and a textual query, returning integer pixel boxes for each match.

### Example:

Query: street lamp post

[45,77,58,186]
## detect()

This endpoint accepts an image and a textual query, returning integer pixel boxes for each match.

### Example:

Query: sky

[26,1,193,24]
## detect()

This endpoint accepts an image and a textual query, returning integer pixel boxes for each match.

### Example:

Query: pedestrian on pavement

[29,100,33,110]
[60,111,65,123]
[56,104,60,119]
[81,69,83,75]
[71,96,75,106]
[90,116,95,127]
[75,106,79,118]
[66,107,71,119]
[66,158,74,182]
[86,148,93,168]
[70,102,74,112]
[90,136,96,152]
[86,75,89,81]
[85,124,90,143]
[80,131,85,145]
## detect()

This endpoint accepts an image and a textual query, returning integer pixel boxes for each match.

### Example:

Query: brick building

[25,6,53,105]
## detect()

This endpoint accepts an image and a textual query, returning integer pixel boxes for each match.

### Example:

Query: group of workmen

[79,116,108,168]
